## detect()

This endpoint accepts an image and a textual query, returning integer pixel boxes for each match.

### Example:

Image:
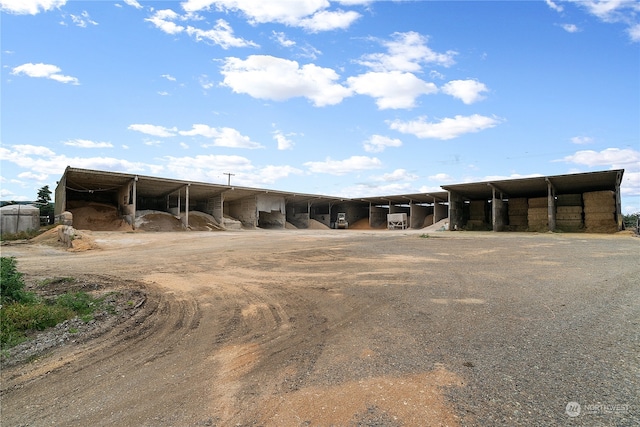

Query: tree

[36,185,54,223]
[37,185,52,205]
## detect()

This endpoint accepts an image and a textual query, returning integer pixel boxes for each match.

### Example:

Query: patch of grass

[419,233,430,238]
[0,257,109,350]
[37,277,75,287]
[0,225,55,242]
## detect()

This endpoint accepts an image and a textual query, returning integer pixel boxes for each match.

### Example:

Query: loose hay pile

[583,191,618,233]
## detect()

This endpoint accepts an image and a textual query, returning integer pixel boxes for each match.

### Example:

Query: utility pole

[223,172,235,186]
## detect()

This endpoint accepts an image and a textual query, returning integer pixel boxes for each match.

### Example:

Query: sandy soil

[1,229,638,426]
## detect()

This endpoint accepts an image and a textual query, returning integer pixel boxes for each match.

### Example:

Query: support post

[448,191,464,230]
[185,184,190,229]
[132,176,137,230]
[546,178,556,232]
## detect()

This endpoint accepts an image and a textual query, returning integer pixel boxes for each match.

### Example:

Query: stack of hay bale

[527,197,548,232]
[466,200,488,230]
[507,198,528,231]
[556,194,583,232]
[583,190,618,233]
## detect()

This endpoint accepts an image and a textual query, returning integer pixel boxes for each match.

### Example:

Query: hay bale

[557,194,582,206]
[583,190,615,203]
[528,197,548,208]
[509,215,528,226]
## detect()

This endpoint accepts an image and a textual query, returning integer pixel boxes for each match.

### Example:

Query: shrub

[1,257,36,304]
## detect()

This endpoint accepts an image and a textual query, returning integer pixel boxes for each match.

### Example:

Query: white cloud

[560,0,640,42]
[0,144,150,175]
[0,0,65,15]
[561,148,640,168]
[162,74,177,81]
[63,139,113,148]
[179,124,264,149]
[545,0,564,12]
[69,10,98,28]
[11,63,79,85]
[145,9,185,35]
[304,155,382,175]
[273,130,295,150]
[181,0,360,32]
[297,9,360,32]
[428,173,454,183]
[250,165,304,185]
[570,136,593,144]
[123,0,142,9]
[185,19,259,49]
[358,31,457,72]
[18,171,49,181]
[628,23,640,42]
[561,23,580,33]
[371,168,418,182]
[348,71,437,109]
[389,114,502,140]
[441,79,489,104]
[362,135,402,153]
[163,153,253,181]
[221,55,352,107]
[272,31,296,47]
[128,124,178,137]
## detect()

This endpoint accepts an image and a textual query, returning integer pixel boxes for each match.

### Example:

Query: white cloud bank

[389,114,502,140]
[0,0,65,15]
[180,0,361,32]
[304,155,382,175]
[11,63,79,85]
[221,55,352,106]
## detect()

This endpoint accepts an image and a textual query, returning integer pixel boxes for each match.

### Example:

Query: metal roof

[357,192,449,206]
[441,169,624,200]
[60,167,624,206]
[61,167,348,205]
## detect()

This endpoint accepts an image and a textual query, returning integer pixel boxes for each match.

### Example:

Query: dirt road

[1,230,638,426]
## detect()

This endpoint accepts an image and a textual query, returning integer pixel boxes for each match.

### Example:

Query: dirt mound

[349,218,386,229]
[308,219,330,229]
[135,211,184,232]
[422,218,450,232]
[285,222,298,229]
[30,225,98,251]
[187,211,223,231]
[68,202,132,231]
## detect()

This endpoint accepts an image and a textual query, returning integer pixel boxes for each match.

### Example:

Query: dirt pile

[308,219,330,229]
[68,202,132,231]
[187,211,223,231]
[135,211,183,232]
[30,225,98,251]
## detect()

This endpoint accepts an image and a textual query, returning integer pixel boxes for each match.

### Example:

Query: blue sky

[1,0,639,213]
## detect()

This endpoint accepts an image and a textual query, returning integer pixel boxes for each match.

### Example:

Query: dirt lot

[1,229,638,426]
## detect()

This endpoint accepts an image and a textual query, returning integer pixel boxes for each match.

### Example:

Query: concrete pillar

[448,191,464,230]
[546,179,556,232]
[131,176,137,230]
[185,184,190,229]
[615,171,623,231]
[491,187,505,232]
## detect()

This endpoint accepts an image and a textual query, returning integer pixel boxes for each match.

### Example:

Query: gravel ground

[1,229,638,426]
